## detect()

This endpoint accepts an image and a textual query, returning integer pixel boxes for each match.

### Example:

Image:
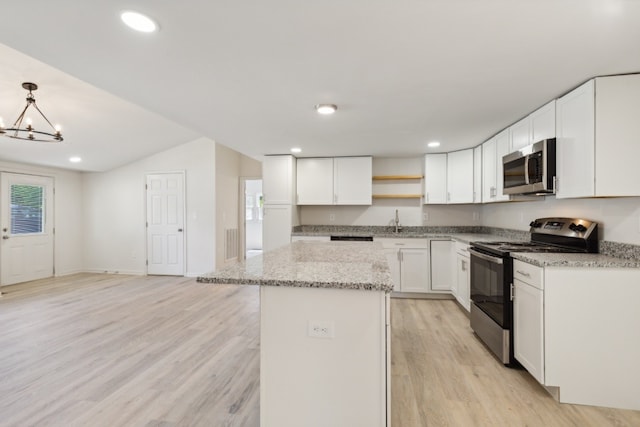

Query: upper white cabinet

[424,154,447,204]
[482,129,510,203]
[296,158,334,204]
[446,149,474,204]
[530,100,556,143]
[509,116,531,152]
[510,101,556,152]
[263,155,296,205]
[334,157,372,204]
[556,75,640,198]
[297,156,372,205]
[473,146,482,203]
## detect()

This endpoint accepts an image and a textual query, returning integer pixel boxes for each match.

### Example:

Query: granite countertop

[512,252,640,268]
[197,241,393,292]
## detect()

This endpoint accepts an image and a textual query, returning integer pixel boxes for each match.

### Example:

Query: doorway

[146,172,185,275]
[0,172,54,286]
[243,179,263,259]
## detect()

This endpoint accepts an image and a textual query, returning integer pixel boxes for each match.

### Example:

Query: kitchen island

[198,241,393,427]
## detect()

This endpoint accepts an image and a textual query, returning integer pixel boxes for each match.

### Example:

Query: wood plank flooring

[1,274,639,426]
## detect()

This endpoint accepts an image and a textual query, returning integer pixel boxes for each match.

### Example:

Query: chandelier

[0,82,63,142]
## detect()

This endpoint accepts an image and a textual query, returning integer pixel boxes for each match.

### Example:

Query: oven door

[469,248,509,328]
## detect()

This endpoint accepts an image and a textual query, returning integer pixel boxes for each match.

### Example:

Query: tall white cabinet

[446,149,474,204]
[481,129,510,203]
[262,155,297,251]
[424,154,447,204]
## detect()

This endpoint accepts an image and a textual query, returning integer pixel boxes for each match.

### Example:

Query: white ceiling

[1,1,639,172]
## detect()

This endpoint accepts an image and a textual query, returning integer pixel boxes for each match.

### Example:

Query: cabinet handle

[510,283,515,301]
[426,193,429,203]
[334,194,337,203]
[461,260,467,271]
[554,176,559,194]
[397,250,401,262]
[447,192,451,202]
[516,270,531,277]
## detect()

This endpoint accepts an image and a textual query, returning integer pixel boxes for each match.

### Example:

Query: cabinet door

[495,129,511,202]
[473,146,482,203]
[456,254,470,311]
[514,279,544,384]
[296,158,333,205]
[447,149,474,204]
[481,138,496,202]
[263,205,292,252]
[384,248,401,292]
[556,80,595,199]
[399,248,430,293]
[429,240,453,291]
[334,157,372,205]
[531,100,556,143]
[263,155,295,205]
[509,116,531,152]
[424,154,447,204]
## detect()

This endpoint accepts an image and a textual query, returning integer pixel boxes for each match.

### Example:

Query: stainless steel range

[469,217,598,365]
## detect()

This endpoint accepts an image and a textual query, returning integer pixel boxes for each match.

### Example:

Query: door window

[10,184,45,235]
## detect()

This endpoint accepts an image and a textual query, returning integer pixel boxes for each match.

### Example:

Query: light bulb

[26,117,33,125]
[55,124,62,132]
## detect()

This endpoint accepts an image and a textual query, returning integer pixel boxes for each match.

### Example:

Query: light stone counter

[512,252,640,268]
[197,240,393,292]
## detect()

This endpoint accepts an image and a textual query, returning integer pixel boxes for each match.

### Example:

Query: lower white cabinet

[263,205,293,252]
[454,242,470,311]
[430,239,454,292]
[378,239,430,293]
[290,235,330,242]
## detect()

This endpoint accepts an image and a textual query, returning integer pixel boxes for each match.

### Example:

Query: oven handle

[468,248,504,264]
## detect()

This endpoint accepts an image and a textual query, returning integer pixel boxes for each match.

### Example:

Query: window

[10,184,45,234]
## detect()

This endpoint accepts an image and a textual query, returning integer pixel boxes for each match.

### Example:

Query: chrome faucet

[394,209,402,233]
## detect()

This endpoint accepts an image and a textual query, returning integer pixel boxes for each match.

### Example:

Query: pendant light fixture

[0,82,63,142]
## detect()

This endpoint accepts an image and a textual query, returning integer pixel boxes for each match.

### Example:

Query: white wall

[482,196,640,245]
[82,137,216,276]
[0,160,84,276]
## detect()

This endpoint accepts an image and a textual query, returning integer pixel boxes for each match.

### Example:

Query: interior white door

[0,173,54,286]
[146,173,185,275]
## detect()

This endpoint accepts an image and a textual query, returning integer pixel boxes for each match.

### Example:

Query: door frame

[0,171,56,287]
[144,171,186,276]
[239,176,262,260]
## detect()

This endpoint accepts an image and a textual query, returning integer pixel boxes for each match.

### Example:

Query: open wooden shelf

[372,194,423,199]
[372,175,423,181]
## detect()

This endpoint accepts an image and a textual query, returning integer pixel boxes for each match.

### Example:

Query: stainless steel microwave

[502,138,556,195]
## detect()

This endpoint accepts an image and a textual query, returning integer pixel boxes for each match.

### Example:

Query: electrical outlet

[308,320,335,339]
[329,213,335,222]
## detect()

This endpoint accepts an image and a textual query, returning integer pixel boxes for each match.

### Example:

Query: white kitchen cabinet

[334,156,372,204]
[263,155,296,205]
[509,100,556,152]
[424,154,447,204]
[429,239,453,292]
[530,100,556,143]
[481,129,510,203]
[509,116,531,152]
[454,242,470,311]
[556,75,640,198]
[296,156,372,205]
[377,238,430,293]
[473,146,482,203]
[513,260,545,384]
[446,149,474,204]
[263,205,294,252]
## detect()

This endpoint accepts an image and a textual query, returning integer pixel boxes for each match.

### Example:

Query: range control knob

[569,223,588,233]
[529,221,542,228]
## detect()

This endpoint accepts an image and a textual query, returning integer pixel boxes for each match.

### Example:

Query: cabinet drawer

[374,238,428,249]
[513,260,543,289]
[455,241,470,256]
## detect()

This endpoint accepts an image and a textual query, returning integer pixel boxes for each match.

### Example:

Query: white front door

[146,173,185,276]
[0,173,54,286]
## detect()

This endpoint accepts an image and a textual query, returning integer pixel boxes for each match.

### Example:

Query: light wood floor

[1,274,639,426]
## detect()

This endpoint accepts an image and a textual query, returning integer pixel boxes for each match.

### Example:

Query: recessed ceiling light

[69,156,82,163]
[290,147,302,153]
[427,141,441,148]
[315,104,337,115]
[121,11,158,33]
